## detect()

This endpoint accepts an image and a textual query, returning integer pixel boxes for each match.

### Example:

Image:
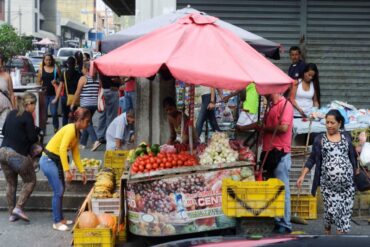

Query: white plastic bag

[360,142,370,167]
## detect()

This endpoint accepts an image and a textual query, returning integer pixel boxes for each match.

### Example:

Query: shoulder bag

[64,71,78,106]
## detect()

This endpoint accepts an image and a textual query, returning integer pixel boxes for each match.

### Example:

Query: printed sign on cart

[127,168,252,236]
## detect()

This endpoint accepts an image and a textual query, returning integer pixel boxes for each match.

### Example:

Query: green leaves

[0,24,32,63]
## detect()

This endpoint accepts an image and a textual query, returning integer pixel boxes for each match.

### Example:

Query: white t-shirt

[106,113,129,150]
[294,79,315,117]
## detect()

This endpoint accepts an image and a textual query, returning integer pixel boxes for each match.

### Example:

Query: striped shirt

[80,75,99,107]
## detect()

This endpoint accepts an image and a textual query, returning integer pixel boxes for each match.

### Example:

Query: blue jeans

[45,95,59,130]
[60,96,70,126]
[40,155,64,223]
[121,91,135,113]
[196,94,220,137]
[274,153,292,230]
[80,105,98,146]
[96,90,119,141]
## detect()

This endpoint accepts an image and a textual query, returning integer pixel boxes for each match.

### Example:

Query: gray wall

[178,0,370,109]
[40,0,57,33]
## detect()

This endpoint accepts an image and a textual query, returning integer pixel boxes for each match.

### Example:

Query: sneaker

[12,208,29,222]
[272,225,292,234]
[79,145,86,150]
[61,219,73,225]
[9,215,19,222]
[53,223,69,231]
[91,141,102,151]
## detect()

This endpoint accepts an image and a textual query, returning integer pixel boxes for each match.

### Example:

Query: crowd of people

[0,44,365,235]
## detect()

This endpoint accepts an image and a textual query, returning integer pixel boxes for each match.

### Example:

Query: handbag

[354,159,370,192]
[64,71,78,106]
[97,87,105,112]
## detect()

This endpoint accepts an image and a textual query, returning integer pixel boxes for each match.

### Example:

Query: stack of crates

[104,150,129,189]
[290,146,317,219]
[74,223,115,247]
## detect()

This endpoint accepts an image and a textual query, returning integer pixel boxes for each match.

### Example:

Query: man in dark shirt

[285,46,306,98]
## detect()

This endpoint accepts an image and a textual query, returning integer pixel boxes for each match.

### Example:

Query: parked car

[5,56,37,86]
[26,51,44,73]
[56,47,93,67]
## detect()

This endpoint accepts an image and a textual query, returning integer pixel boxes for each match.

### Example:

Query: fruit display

[92,168,115,198]
[78,211,117,233]
[128,142,161,163]
[130,152,198,174]
[229,140,256,164]
[81,158,101,168]
[199,132,239,165]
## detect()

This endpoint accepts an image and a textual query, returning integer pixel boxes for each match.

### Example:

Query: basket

[291,195,317,219]
[70,160,102,181]
[222,178,285,217]
[290,146,313,194]
[104,150,129,170]
[92,198,120,216]
[74,227,115,247]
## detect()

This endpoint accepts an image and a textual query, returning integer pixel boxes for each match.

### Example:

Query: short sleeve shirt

[242,83,259,114]
[106,113,128,150]
[262,97,294,153]
[288,60,306,80]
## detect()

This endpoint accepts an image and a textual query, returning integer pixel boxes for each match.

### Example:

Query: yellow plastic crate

[291,195,317,219]
[74,227,115,247]
[104,150,129,170]
[222,178,285,217]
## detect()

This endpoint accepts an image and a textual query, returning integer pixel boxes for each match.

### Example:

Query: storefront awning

[33,30,59,42]
[102,0,135,16]
[61,18,90,33]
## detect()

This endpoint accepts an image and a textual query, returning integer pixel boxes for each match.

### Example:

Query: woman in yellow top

[40,107,90,231]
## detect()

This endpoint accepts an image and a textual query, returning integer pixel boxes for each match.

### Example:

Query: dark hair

[83,53,90,61]
[65,56,77,82]
[73,107,91,122]
[326,109,345,129]
[42,53,56,67]
[66,56,76,69]
[74,51,83,71]
[289,46,301,54]
[299,63,321,107]
[162,97,176,108]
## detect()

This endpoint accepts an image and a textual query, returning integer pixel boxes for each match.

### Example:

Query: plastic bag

[360,142,370,167]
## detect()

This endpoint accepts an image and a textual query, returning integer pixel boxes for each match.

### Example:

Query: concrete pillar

[135,77,152,145]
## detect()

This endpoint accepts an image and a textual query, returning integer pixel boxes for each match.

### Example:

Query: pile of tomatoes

[131,152,198,174]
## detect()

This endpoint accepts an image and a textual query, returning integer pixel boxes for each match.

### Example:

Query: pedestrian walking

[259,93,294,233]
[0,93,39,222]
[297,109,358,234]
[92,75,120,151]
[37,53,61,134]
[0,54,15,128]
[40,107,89,231]
[70,62,99,149]
[74,51,84,74]
[54,57,81,126]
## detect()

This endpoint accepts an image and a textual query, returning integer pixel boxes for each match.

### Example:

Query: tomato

[132,166,138,173]
[145,164,152,170]
[162,158,168,163]
[143,169,149,173]
[165,162,172,168]
[138,165,144,171]
[139,161,145,166]
[177,160,183,166]
[149,157,155,163]
[156,159,161,164]
[157,153,164,158]
[152,163,158,169]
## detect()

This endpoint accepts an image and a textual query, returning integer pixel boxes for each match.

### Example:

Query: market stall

[92,13,293,238]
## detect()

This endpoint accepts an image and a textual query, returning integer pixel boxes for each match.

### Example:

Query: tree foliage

[0,24,32,62]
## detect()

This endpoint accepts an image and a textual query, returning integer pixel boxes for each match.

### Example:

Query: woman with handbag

[297,109,359,234]
[36,54,61,134]
[0,93,39,222]
[40,107,89,231]
[54,57,81,126]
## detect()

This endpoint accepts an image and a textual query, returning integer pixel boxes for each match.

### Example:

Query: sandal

[53,223,70,231]
[9,215,19,222]
[12,208,30,222]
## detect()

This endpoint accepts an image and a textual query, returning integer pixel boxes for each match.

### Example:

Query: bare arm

[6,73,15,108]
[70,76,86,108]
[167,118,176,144]
[36,69,42,85]
[313,91,319,108]
[290,81,306,117]
[263,124,289,134]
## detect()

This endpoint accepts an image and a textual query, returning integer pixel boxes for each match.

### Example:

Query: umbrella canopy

[93,13,293,94]
[101,7,281,59]
[35,38,54,45]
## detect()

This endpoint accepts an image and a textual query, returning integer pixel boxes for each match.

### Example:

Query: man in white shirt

[105,109,135,150]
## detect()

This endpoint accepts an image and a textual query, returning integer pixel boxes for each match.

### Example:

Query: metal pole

[7,0,11,24]
[18,6,22,35]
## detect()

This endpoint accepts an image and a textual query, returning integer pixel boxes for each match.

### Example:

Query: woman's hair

[41,53,55,67]
[326,109,345,129]
[65,56,76,80]
[74,51,84,71]
[16,92,37,116]
[300,63,321,107]
[73,107,91,122]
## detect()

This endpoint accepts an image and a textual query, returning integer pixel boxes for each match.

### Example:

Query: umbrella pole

[188,85,195,154]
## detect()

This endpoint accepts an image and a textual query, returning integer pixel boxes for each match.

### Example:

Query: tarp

[101,7,281,59]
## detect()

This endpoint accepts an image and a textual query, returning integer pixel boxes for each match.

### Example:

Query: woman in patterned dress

[297,109,358,234]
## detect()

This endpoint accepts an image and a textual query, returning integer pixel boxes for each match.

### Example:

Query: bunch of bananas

[93,168,115,198]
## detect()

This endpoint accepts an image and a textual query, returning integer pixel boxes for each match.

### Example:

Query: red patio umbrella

[93,13,293,94]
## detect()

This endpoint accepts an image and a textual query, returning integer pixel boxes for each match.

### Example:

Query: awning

[102,0,135,16]
[33,30,59,42]
[61,18,90,33]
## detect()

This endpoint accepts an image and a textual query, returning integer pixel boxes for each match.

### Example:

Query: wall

[57,0,95,28]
